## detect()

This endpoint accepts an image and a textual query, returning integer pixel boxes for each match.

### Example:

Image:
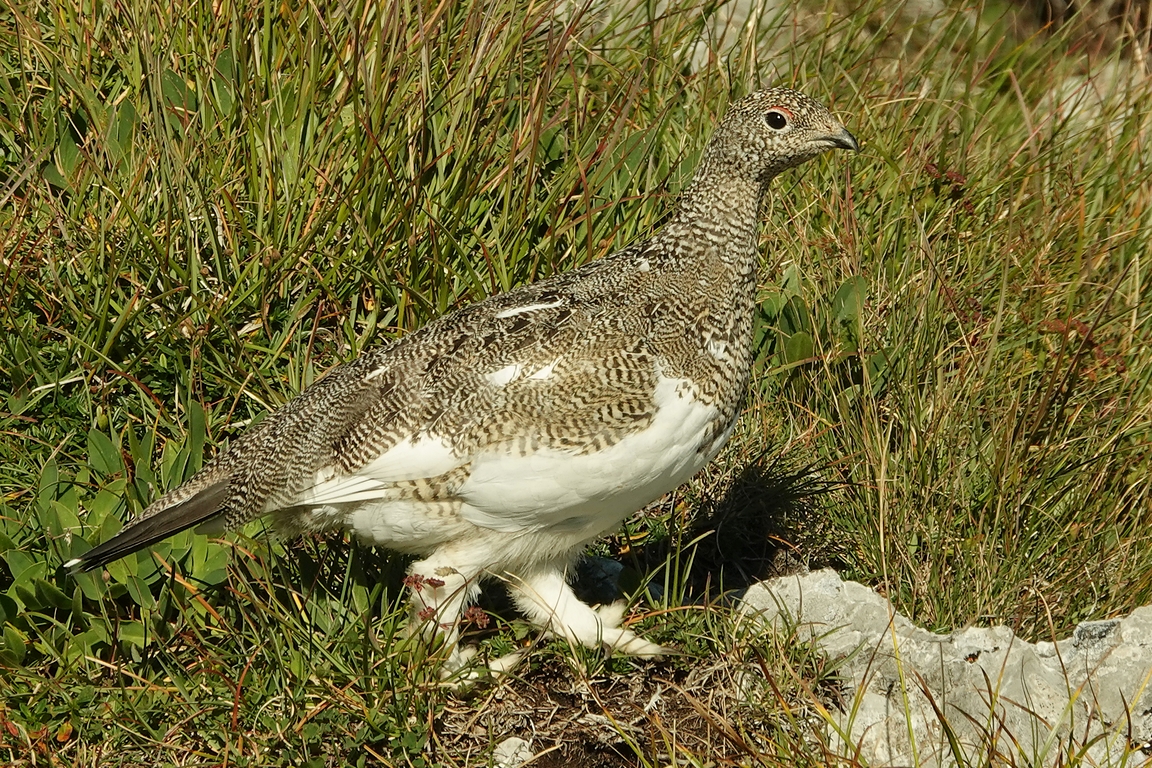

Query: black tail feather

[66,480,231,572]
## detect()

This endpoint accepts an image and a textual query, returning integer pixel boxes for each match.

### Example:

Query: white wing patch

[347,499,472,549]
[289,434,464,507]
[494,300,564,319]
[354,434,463,481]
[484,358,562,387]
[485,363,524,387]
[298,475,392,506]
[528,358,561,380]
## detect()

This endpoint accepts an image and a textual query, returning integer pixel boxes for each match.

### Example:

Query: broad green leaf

[38,460,60,512]
[212,48,236,116]
[161,70,196,124]
[54,117,81,181]
[832,275,866,323]
[72,570,108,602]
[71,585,85,620]
[34,579,71,611]
[0,594,17,625]
[123,574,155,610]
[783,331,814,364]
[187,400,207,474]
[88,428,122,476]
[107,101,138,167]
[45,500,81,538]
[2,549,36,583]
[195,544,230,586]
[116,620,146,652]
[2,624,27,665]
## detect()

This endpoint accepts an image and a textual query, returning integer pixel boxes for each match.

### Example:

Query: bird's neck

[655,170,768,271]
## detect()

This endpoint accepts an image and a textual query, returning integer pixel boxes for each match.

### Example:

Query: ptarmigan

[68,87,858,672]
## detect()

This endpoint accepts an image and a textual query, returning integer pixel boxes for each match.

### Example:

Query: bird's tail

[64,480,231,573]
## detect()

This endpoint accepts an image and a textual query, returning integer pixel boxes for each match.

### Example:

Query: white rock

[741,569,1152,767]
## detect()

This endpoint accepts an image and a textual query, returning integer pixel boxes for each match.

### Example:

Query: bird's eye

[765,110,789,130]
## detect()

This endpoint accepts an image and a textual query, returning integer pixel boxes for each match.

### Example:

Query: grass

[2,0,1151,764]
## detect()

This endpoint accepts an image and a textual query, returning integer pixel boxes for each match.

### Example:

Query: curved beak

[826,125,860,152]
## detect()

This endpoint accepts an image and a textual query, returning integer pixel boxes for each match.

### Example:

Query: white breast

[457,374,720,536]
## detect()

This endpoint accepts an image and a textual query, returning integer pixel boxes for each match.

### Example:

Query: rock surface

[741,569,1152,767]
[492,736,533,767]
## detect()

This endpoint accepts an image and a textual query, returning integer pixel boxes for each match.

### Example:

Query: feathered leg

[505,564,667,657]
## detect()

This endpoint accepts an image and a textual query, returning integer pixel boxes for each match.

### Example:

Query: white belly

[457,375,722,537]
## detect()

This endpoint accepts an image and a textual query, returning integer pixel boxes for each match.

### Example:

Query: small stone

[493,736,532,767]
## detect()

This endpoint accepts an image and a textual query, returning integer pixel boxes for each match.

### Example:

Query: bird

[67,87,858,674]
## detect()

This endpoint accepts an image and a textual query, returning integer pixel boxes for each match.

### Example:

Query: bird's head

[701,87,859,185]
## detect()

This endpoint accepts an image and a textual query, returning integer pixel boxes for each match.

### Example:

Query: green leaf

[88,428,122,476]
[71,585,86,621]
[38,460,60,512]
[116,620,146,652]
[212,49,236,119]
[88,487,125,527]
[780,263,804,296]
[194,544,229,586]
[54,117,81,181]
[98,508,125,541]
[832,275,866,324]
[783,331,813,364]
[779,295,812,336]
[129,426,157,497]
[161,70,196,126]
[867,348,895,386]
[34,579,71,611]
[3,549,36,583]
[123,573,155,610]
[187,400,207,474]
[162,437,191,489]
[758,289,786,319]
[14,582,38,610]
[41,160,66,189]
[45,499,81,538]
[37,97,58,148]
[0,594,16,625]
[72,569,107,602]
[2,624,27,665]
[107,101,138,167]
[351,584,369,613]
[104,552,134,585]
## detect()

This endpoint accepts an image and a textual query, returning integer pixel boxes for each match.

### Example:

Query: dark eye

[765,110,788,130]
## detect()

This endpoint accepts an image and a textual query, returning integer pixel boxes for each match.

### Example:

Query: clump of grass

[758,5,1152,637]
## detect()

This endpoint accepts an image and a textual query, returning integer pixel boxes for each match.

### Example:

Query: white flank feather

[291,434,464,507]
